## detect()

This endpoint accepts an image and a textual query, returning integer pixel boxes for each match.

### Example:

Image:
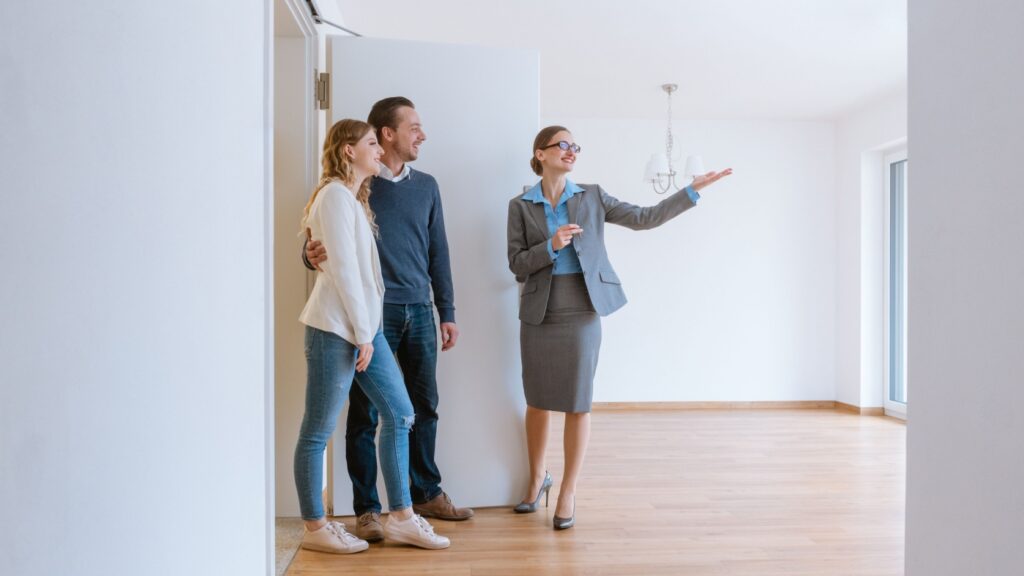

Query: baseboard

[593,399,897,416]
[834,401,885,416]
[591,401,891,415]
[593,401,837,411]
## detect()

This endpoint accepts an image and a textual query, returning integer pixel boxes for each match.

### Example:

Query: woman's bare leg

[556,411,591,517]
[523,405,551,500]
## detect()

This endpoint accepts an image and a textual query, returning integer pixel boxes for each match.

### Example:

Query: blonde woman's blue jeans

[294,326,414,520]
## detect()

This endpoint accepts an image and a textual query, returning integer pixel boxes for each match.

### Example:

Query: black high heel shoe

[552,495,575,530]
[513,472,552,513]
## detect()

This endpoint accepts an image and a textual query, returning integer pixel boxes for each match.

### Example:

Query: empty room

[2,1,1021,576]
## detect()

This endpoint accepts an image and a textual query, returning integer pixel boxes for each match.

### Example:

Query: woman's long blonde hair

[303,119,377,233]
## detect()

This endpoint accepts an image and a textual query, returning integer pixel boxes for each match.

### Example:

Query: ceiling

[334,0,906,121]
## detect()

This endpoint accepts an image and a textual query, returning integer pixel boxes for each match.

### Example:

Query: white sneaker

[301,521,369,554]
[384,514,451,550]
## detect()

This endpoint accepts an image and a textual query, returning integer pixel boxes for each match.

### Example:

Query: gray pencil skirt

[520,273,602,413]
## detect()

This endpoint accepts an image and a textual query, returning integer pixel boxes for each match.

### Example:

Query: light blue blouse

[522,180,585,275]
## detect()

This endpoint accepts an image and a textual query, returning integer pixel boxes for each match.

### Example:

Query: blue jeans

[345,303,442,514]
[294,326,415,520]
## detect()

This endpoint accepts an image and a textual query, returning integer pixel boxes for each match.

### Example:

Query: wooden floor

[285,409,905,575]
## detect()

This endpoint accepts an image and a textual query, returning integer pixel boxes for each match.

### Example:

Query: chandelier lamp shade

[644,83,704,194]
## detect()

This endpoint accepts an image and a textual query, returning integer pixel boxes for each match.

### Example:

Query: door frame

[268,0,319,573]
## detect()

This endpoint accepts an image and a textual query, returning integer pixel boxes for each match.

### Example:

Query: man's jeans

[346,303,443,513]
[294,326,415,520]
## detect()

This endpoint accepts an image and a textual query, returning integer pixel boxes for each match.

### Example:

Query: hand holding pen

[552,224,583,250]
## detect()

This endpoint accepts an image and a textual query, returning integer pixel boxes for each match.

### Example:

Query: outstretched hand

[691,168,733,192]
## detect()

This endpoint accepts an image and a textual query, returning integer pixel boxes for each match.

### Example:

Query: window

[884,150,908,418]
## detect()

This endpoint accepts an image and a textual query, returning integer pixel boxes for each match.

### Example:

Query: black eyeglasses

[541,140,581,154]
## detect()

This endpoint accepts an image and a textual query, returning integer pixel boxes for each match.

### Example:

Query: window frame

[883,149,909,419]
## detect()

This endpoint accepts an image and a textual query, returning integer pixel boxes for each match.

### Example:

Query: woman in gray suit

[507,125,731,529]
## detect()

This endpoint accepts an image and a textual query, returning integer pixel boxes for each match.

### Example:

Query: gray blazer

[507,183,696,325]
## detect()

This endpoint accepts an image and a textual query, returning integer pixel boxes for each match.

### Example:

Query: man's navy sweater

[368,168,455,324]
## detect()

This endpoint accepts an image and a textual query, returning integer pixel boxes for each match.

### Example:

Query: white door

[326,36,539,513]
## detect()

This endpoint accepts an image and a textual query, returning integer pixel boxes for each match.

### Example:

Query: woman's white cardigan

[299,181,384,345]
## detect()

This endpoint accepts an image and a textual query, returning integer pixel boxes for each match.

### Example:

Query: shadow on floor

[275,517,304,576]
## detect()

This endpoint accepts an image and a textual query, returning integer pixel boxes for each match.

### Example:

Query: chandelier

[644,83,704,194]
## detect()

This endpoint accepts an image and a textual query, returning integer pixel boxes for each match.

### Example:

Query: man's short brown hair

[367,96,415,139]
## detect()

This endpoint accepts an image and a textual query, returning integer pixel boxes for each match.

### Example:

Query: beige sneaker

[301,521,369,554]
[383,514,451,550]
[355,511,384,542]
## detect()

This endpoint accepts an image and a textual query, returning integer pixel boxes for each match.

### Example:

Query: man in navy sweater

[304,97,472,541]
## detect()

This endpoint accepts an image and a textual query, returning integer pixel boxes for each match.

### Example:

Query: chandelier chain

[665,88,674,174]
[649,83,683,195]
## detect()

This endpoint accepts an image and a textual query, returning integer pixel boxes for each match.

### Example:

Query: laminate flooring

[285,409,905,576]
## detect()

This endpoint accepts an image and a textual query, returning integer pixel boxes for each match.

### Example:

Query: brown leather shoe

[412,492,474,521]
[354,512,384,542]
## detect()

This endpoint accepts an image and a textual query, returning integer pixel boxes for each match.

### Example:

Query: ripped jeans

[294,326,415,519]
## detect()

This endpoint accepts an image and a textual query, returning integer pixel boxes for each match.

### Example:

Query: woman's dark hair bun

[530,157,543,176]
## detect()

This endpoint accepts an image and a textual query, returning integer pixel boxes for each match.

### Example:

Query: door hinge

[316,71,330,110]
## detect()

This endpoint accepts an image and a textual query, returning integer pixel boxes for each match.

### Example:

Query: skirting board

[834,401,886,416]
[593,401,884,415]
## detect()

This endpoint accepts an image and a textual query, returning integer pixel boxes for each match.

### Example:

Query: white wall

[906,1,1024,574]
[834,88,908,407]
[0,2,270,575]
[541,117,837,402]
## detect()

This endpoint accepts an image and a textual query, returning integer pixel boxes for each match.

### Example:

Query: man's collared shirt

[378,162,411,183]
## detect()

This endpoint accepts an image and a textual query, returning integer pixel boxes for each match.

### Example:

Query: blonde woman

[295,119,450,553]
